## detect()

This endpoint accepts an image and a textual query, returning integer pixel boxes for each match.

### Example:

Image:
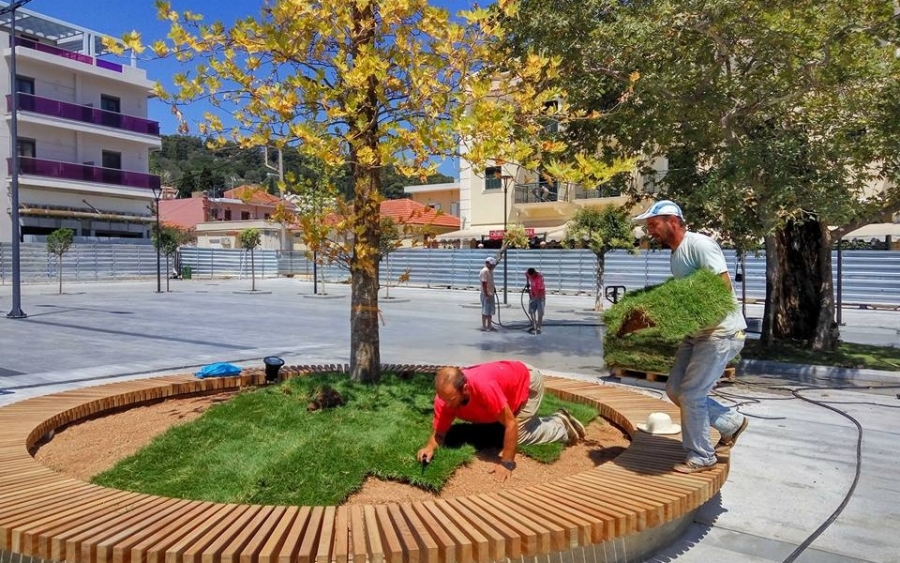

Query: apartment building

[434,158,666,246]
[1,5,160,243]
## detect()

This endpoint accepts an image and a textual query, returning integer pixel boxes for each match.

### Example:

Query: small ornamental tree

[239,228,262,291]
[154,225,193,291]
[563,205,635,311]
[379,217,403,299]
[503,223,531,250]
[46,228,74,295]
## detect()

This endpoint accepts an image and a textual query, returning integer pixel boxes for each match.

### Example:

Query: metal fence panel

[179,247,279,279]
[3,244,899,307]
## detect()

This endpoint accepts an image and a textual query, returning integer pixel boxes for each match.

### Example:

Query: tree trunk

[58,256,63,295]
[165,255,170,292]
[766,215,839,351]
[350,168,382,382]
[250,249,256,291]
[348,1,382,383]
[594,252,606,311]
[761,234,779,346]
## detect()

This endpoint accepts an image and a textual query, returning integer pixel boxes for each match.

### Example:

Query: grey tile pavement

[1,277,898,563]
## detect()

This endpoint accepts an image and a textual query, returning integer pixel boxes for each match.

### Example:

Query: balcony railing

[12,156,161,191]
[573,185,624,199]
[13,38,123,73]
[514,182,563,204]
[9,93,159,136]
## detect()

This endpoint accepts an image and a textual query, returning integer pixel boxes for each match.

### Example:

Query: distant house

[402,182,460,219]
[380,198,460,246]
[159,186,294,250]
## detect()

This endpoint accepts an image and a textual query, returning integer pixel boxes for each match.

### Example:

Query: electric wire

[713,378,900,562]
[778,386,864,563]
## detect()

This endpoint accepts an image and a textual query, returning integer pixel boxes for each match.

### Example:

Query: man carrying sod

[417,361,584,481]
[631,200,749,473]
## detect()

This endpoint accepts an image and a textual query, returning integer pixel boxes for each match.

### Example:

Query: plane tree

[114,0,569,380]
[507,0,900,350]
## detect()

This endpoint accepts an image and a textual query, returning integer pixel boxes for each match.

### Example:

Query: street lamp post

[312,185,318,295]
[151,185,161,293]
[500,174,513,305]
[4,0,33,319]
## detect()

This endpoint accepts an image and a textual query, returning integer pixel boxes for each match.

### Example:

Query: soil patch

[34,392,631,505]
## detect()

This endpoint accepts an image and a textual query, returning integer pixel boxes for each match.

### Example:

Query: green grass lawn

[92,372,598,506]
[742,339,900,371]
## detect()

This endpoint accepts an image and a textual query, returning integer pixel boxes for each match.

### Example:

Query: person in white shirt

[479,257,497,331]
[632,200,749,474]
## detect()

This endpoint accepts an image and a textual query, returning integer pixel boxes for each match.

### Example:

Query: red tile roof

[380,199,459,228]
[224,186,287,206]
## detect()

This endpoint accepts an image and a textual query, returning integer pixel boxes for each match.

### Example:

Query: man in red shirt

[416,360,585,481]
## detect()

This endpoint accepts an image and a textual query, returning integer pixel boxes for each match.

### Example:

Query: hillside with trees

[150,135,454,200]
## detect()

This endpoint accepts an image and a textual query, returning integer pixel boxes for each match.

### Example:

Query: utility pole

[4,0,34,319]
[500,174,513,305]
[264,146,287,253]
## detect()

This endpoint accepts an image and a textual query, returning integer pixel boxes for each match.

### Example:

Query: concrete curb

[739,359,900,385]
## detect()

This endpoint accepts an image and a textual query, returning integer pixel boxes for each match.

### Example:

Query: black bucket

[263,356,285,383]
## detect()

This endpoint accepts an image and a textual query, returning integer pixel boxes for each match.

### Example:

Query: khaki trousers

[515,365,569,445]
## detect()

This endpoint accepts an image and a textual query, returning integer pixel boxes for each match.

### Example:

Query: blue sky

[42,0,474,179]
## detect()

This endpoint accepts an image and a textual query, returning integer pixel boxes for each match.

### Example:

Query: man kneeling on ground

[416,360,585,482]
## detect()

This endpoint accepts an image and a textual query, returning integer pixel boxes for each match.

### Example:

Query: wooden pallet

[0,365,731,563]
[612,366,737,383]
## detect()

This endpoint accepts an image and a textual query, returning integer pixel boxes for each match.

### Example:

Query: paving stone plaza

[1,278,898,563]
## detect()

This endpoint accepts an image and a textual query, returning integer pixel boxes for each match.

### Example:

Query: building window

[17,138,36,158]
[427,203,441,211]
[241,211,250,220]
[484,166,501,190]
[210,208,219,219]
[102,151,122,169]
[264,213,270,220]
[100,95,121,113]
[224,209,232,220]
[15,76,34,95]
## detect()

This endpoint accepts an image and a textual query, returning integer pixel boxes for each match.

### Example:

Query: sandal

[673,460,717,474]
[716,417,749,453]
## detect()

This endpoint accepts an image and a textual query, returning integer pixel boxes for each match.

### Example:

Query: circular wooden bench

[0,364,730,563]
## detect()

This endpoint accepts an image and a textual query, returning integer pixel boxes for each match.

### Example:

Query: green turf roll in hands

[603,269,737,372]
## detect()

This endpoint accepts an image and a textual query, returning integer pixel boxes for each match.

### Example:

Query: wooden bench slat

[180,504,258,563]
[95,498,195,563]
[218,505,277,563]
[362,505,384,563]
[239,505,289,563]
[271,506,311,563]
[314,506,336,563]
[446,497,518,559]
[373,505,403,563]
[296,506,325,563]
[146,503,234,563]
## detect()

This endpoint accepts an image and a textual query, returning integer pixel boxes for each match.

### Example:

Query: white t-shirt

[479,266,495,296]
[671,232,746,336]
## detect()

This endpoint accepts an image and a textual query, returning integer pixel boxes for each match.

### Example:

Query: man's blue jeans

[667,333,745,466]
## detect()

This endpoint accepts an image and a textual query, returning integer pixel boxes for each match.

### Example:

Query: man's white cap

[633,200,684,222]
[485,256,497,265]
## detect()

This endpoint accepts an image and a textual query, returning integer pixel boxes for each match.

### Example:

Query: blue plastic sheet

[194,362,242,378]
